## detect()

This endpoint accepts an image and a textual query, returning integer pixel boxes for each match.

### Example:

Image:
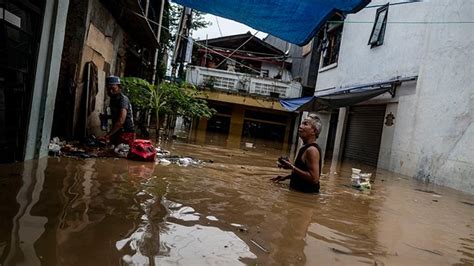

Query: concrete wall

[52,0,89,139]
[315,0,474,193]
[261,62,292,82]
[377,102,398,170]
[315,0,428,91]
[388,0,474,193]
[74,0,125,136]
[314,112,331,169]
[264,35,319,88]
[24,0,70,160]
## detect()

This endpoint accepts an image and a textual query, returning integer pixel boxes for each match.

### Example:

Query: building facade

[0,0,69,163]
[52,0,165,140]
[186,33,302,151]
[314,0,473,193]
[0,0,166,163]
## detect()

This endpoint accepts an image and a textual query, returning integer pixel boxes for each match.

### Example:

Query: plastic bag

[127,139,157,162]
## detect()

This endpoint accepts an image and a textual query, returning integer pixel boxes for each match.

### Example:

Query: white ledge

[319,62,338,73]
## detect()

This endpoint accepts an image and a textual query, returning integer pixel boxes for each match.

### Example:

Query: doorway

[0,0,45,162]
[342,105,386,171]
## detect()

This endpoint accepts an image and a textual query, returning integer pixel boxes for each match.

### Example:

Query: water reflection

[0,142,472,265]
[2,159,48,266]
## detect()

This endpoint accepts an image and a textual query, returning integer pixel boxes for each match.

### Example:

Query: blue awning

[172,0,371,46]
[280,76,417,112]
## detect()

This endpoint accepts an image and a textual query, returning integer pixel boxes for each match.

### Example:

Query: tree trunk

[155,109,160,143]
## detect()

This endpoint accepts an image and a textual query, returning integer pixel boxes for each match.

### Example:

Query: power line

[215,30,260,69]
[202,45,287,57]
[128,5,473,76]
[127,9,263,74]
[203,48,287,60]
[365,0,423,8]
[328,20,474,24]
[215,16,223,37]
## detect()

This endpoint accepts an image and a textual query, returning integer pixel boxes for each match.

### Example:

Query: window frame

[368,3,389,48]
[320,15,344,69]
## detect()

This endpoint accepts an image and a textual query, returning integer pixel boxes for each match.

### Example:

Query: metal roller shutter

[343,105,386,167]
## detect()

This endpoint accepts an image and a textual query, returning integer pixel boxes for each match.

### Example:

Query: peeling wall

[315,0,474,193]
[73,0,125,136]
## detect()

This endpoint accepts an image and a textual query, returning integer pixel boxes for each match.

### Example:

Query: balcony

[186,65,302,98]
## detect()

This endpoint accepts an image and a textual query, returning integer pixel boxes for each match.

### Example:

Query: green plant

[121,77,216,140]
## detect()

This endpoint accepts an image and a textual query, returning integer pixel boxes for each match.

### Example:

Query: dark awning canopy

[280,76,417,112]
[172,0,371,46]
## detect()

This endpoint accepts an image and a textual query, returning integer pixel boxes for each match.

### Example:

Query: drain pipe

[151,0,165,84]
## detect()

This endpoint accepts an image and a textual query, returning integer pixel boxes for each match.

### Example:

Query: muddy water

[0,142,473,265]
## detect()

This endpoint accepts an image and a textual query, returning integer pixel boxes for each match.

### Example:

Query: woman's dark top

[290,143,322,193]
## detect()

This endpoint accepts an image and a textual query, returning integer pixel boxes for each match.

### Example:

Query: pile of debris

[48,136,102,158]
[48,136,206,167]
[156,156,204,167]
[350,168,372,190]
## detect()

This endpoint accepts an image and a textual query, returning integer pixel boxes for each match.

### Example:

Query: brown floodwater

[0,142,473,265]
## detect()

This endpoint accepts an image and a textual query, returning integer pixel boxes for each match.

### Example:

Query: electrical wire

[365,0,423,8]
[215,16,223,37]
[127,8,263,74]
[202,45,287,57]
[328,20,474,24]
[215,30,260,69]
[128,3,473,77]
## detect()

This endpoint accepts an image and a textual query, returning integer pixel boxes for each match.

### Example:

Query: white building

[314,0,473,193]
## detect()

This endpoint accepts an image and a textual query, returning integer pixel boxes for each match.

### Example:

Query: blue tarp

[280,76,417,112]
[280,96,316,112]
[280,86,393,112]
[172,0,371,46]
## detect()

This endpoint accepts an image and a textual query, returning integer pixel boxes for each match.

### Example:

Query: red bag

[127,139,157,162]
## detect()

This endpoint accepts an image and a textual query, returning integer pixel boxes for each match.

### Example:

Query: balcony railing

[186,65,302,98]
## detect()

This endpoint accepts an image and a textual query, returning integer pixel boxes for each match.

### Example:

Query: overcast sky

[192,14,268,40]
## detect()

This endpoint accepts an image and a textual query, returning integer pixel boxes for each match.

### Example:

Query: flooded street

[0,142,473,265]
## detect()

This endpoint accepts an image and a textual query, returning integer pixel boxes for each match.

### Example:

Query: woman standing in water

[272,114,322,193]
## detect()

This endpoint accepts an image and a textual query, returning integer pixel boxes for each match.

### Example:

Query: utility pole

[171,7,192,80]
[151,0,166,84]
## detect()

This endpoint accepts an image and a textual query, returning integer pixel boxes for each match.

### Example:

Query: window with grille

[320,14,344,68]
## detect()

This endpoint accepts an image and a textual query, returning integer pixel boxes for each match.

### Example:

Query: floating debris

[157,158,171,166]
[350,168,372,190]
[155,156,204,167]
[460,201,474,206]
[114,143,130,158]
[48,137,63,156]
[156,147,171,157]
[414,189,441,195]
[250,239,269,253]
[404,243,443,256]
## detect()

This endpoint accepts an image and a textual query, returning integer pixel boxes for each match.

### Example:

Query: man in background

[99,76,135,145]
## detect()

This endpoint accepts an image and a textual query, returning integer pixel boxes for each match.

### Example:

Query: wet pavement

[0,142,473,265]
